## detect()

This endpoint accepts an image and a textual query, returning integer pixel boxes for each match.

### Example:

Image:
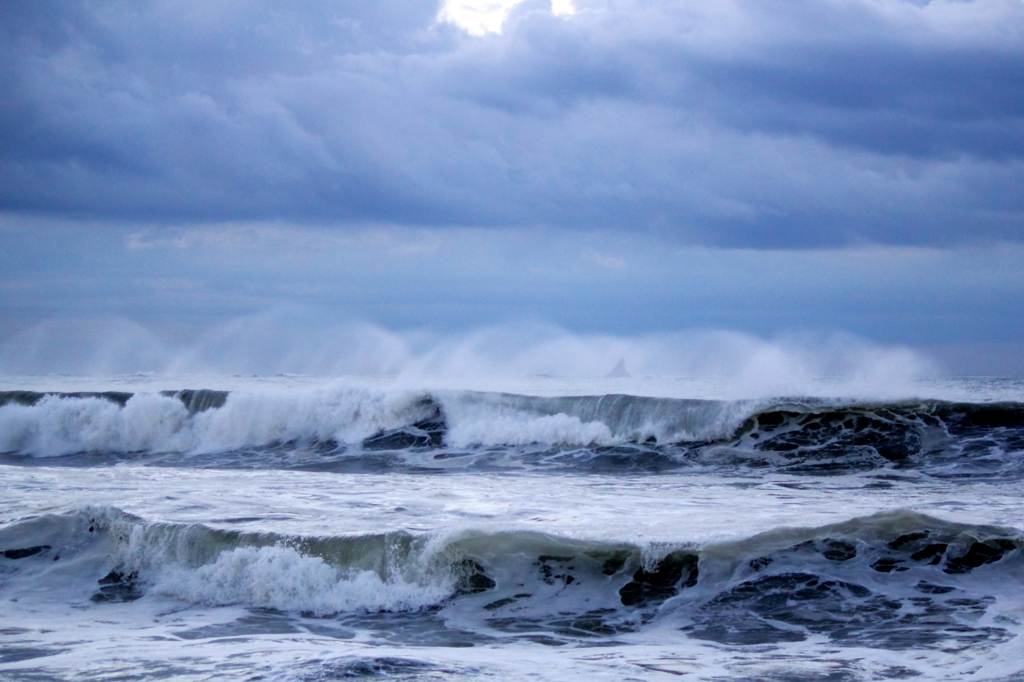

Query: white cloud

[439,0,574,35]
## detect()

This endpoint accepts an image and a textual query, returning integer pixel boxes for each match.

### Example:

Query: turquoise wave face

[2,508,1021,652]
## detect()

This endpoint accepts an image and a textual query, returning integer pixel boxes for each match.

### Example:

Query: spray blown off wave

[0,318,935,394]
[1,389,1022,477]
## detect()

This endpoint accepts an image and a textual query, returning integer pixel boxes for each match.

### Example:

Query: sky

[1,0,1022,377]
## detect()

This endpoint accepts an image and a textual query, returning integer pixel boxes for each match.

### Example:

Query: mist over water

[0,312,935,398]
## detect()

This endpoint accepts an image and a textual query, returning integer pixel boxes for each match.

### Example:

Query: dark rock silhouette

[606,359,630,378]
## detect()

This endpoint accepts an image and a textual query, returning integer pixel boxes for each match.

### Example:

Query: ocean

[2,374,1024,681]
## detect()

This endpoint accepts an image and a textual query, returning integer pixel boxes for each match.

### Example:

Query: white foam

[87,508,456,615]
[0,393,192,456]
[437,391,760,447]
[152,545,451,615]
[187,387,432,453]
[445,410,614,448]
[0,387,436,457]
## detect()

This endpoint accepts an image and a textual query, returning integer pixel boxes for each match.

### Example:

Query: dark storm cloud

[1,0,1022,245]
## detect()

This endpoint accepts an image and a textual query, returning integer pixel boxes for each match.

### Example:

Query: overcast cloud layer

[2,0,1023,377]
[3,0,1023,246]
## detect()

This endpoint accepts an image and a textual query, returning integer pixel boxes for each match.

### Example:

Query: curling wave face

[1,389,1023,477]
[1,507,1021,652]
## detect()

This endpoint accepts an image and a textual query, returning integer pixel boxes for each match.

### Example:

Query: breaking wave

[1,389,1023,477]
[1,508,1021,650]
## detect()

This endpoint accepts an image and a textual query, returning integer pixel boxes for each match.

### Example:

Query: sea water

[1,374,1024,681]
